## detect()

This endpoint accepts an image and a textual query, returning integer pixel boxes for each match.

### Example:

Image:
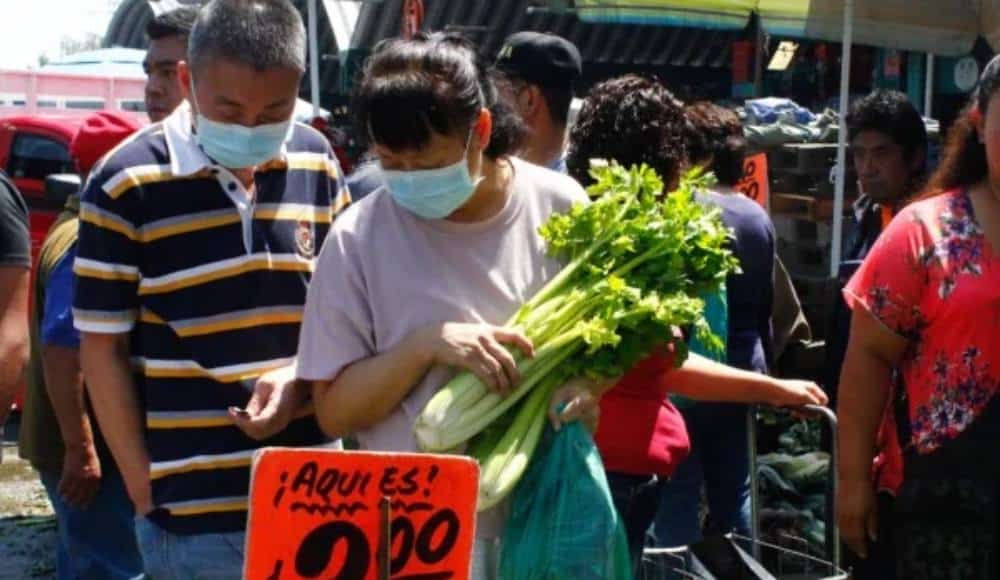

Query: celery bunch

[414,162,739,510]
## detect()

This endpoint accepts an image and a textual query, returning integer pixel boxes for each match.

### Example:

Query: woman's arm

[312,323,533,439]
[669,352,827,407]
[836,307,907,557]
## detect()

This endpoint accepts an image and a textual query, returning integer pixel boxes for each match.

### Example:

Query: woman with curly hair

[566,75,823,573]
[837,57,1000,579]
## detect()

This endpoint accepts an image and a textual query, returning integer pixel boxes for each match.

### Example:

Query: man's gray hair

[188,0,306,74]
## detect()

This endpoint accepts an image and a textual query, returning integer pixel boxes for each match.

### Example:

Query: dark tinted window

[7,132,73,181]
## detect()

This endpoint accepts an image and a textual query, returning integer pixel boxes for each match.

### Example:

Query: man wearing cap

[496,31,582,172]
[18,111,144,580]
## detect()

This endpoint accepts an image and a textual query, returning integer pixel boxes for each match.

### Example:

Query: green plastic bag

[499,422,632,580]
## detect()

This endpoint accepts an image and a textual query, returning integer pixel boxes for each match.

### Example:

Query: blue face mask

[191,84,293,169]
[378,132,483,220]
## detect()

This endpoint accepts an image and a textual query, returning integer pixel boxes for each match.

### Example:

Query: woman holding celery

[297,39,824,580]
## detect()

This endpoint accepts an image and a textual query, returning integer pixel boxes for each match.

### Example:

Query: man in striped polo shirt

[73,1,350,576]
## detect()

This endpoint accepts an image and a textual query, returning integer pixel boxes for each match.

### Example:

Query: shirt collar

[163,101,214,177]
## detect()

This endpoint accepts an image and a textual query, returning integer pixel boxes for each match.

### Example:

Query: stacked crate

[764,143,857,340]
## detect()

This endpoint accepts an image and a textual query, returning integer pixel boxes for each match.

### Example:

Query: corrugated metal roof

[104,0,737,99]
[353,0,736,69]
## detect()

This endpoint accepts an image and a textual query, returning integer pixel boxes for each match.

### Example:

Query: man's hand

[231,365,310,440]
[58,444,102,509]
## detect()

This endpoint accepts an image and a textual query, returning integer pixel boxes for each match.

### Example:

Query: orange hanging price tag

[736,153,770,209]
[245,449,479,580]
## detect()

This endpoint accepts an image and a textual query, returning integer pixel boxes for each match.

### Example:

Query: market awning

[569,0,1000,56]
[756,0,981,57]
[570,0,756,30]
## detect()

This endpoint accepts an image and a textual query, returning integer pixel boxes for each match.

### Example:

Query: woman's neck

[448,157,512,223]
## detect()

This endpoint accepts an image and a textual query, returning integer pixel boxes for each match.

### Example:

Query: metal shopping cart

[640,405,847,580]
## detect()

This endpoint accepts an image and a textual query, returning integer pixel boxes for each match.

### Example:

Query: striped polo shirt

[72,104,351,534]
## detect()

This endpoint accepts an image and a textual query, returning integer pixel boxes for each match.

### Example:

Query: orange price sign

[736,153,770,209]
[245,449,479,580]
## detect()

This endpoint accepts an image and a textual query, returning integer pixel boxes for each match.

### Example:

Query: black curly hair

[353,32,526,159]
[847,90,927,175]
[567,75,689,189]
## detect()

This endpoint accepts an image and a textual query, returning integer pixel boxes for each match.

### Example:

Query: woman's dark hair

[848,90,927,175]
[923,56,1000,196]
[685,101,746,187]
[567,75,688,188]
[353,32,526,159]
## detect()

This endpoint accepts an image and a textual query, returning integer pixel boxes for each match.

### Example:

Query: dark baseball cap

[495,31,582,88]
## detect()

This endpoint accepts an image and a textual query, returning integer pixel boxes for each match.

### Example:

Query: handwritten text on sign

[245,449,479,580]
[736,153,770,209]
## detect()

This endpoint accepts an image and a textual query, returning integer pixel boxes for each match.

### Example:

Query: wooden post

[377,496,391,580]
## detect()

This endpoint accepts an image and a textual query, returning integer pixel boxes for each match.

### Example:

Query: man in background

[144,3,201,122]
[825,90,928,406]
[824,90,927,580]
[495,31,581,172]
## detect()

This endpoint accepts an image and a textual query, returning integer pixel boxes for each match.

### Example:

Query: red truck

[1,114,85,250]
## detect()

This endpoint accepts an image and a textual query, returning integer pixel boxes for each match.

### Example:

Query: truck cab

[0,114,85,254]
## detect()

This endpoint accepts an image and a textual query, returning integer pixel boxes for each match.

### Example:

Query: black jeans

[607,471,665,577]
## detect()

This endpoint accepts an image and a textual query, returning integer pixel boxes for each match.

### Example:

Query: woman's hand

[425,323,534,394]
[838,477,879,558]
[764,378,828,408]
[548,376,617,432]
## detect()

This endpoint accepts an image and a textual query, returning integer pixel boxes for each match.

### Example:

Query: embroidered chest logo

[295,220,315,259]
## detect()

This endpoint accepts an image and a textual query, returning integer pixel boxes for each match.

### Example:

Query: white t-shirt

[298,157,587,445]
[296,157,587,536]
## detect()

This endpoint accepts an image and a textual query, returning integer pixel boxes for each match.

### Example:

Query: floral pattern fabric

[845,189,1000,462]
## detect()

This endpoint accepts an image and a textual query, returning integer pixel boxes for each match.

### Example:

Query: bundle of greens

[413,162,740,510]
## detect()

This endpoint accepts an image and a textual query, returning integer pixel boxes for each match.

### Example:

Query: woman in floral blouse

[838,56,1000,579]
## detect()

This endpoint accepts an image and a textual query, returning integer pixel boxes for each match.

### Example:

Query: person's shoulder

[512,157,589,208]
[288,122,334,155]
[97,123,167,172]
[729,191,772,222]
[329,188,390,239]
[907,189,963,214]
[85,124,169,197]
[700,188,771,225]
[0,172,27,215]
[345,161,384,201]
